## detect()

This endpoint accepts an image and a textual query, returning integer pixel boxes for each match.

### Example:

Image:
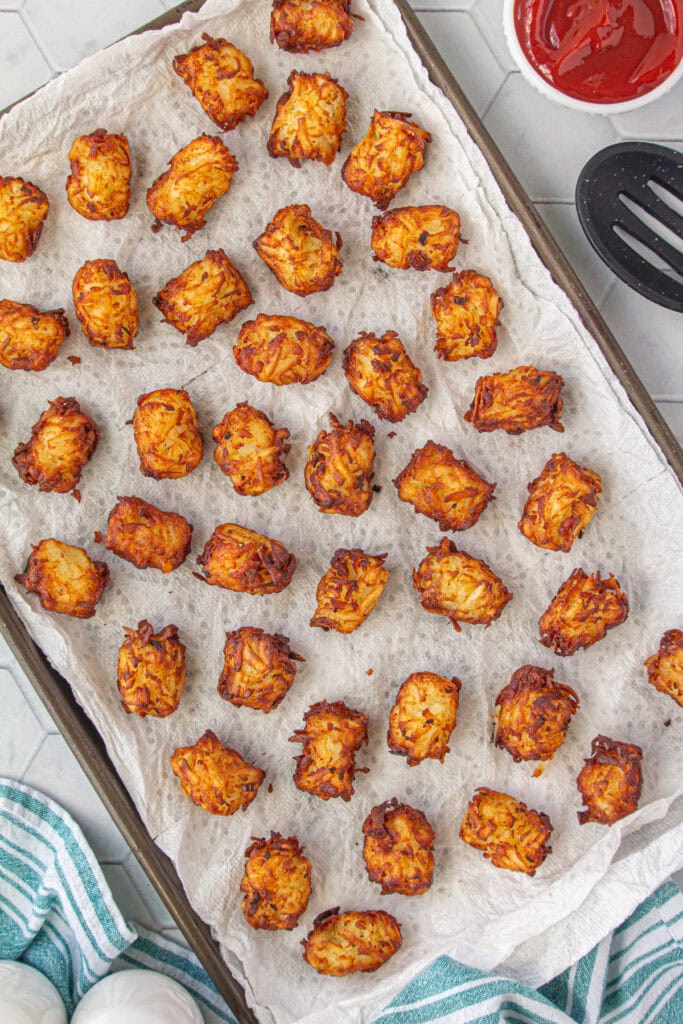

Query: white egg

[0,961,68,1024]
[70,969,204,1024]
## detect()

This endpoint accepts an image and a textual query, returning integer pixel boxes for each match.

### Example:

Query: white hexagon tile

[0,12,52,110]
[414,10,507,116]
[1,0,682,947]
[22,0,165,71]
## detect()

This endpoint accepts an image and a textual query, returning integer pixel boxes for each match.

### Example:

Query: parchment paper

[1,2,682,1022]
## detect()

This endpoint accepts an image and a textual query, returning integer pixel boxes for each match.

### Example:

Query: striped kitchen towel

[1,777,682,1024]
[0,778,232,1022]
[375,878,683,1023]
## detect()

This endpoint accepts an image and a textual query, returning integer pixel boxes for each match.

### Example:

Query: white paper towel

[0,2,682,1022]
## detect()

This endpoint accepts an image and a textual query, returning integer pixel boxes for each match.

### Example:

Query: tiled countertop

[2,0,681,953]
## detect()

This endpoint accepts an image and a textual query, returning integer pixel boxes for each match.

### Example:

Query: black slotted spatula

[576,142,683,313]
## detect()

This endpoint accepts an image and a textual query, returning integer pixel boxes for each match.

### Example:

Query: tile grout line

[16,9,60,75]
[18,730,49,784]
[480,70,512,122]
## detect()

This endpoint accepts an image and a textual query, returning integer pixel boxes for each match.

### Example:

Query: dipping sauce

[514,0,683,103]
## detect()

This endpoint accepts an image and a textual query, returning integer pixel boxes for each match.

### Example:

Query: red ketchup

[514,0,683,103]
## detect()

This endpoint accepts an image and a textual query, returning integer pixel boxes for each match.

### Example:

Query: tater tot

[117,620,186,718]
[72,259,138,350]
[16,538,109,618]
[233,314,334,385]
[218,626,303,712]
[196,522,296,594]
[242,833,311,930]
[253,204,342,296]
[66,129,131,220]
[12,396,98,494]
[133,388,203,480]
[155,249,252,346]
[173,34,268,131]
[268,71,348,166]
[460,788,553,875]
[0,176,49,262]
[171,730,265,815]
[343,330,428,423]
[290,699,368,801]
[304,414,375,516]
[0,300,69,372]
[302,909,401,976]
[105,496,192,573]
[212,403,290,496]
[342,110,431,210]
[413,537,512,632]
[146,135,237,241]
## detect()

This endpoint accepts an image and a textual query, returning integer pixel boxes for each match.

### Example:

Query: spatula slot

[613,224,683,287]
[649,179,683,212]
[617,192,683,260]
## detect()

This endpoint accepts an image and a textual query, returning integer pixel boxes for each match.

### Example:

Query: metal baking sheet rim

[0,2,681,1023]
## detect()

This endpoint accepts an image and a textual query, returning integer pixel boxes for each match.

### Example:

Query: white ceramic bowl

[70,970,204,1024]
[0,961,67,1024]
[502,0,683,115]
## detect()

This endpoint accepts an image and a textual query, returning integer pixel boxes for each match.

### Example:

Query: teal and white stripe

[376,883,683,1024]
[0,778,233,1021]
[1,776,681,1024]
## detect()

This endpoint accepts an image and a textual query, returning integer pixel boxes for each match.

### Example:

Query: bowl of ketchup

[504,0,683,113]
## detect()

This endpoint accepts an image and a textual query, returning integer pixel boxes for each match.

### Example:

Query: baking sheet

[1,2,682,1022]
